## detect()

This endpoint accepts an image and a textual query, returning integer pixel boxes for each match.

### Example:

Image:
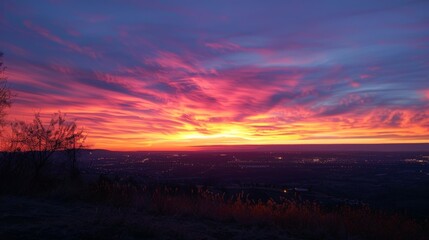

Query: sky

[1,0,429,150]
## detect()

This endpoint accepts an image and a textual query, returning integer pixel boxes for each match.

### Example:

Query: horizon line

[85,143,429,152]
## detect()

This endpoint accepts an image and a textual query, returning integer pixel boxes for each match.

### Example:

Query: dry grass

[1,173,428,240]
[85,177,428,240]
[151,190,427,239]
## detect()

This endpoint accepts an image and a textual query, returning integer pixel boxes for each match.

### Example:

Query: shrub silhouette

[0,112,86,193]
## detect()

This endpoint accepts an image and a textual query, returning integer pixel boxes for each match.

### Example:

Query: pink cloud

[23,20,99,58]
[205,41,241,51]
[350,81,361,88]
[146,51,200,73]
[0,42,28,56]
[360,74,371,79]
[424,90,429,100]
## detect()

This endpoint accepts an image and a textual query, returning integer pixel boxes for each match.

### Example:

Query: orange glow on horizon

[6,65,429,151]
[7,102,428,151]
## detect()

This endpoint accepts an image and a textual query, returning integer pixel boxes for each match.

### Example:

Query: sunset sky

[1,0,429,150]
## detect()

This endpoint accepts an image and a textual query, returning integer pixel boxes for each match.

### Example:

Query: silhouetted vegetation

[0,52,11,126]
[0,53,86,192]
[2,172,428,239]
[0,112,86,193]
[76,176,426,240]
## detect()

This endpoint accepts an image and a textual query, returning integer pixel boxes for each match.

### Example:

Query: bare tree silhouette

[0,52,11,126]
[10,112,86,179]
[0,52,86,190]
[0,52,13,184]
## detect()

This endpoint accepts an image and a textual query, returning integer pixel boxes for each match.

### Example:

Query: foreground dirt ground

[0,196,301,240]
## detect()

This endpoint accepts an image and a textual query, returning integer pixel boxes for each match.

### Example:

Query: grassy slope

[0,195,300,240]
[0,172,427,240]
